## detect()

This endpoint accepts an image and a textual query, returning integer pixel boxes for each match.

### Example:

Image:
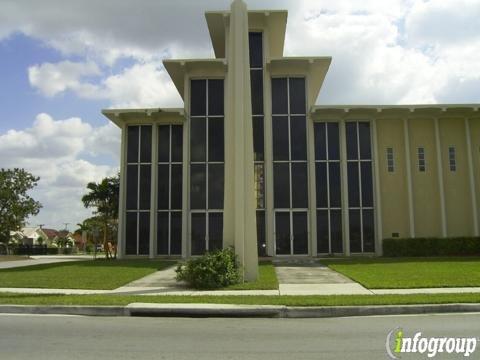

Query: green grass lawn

[322,257,480,289]
[225,261,278,290]
[0,260,174,290]
[0,292,479,306]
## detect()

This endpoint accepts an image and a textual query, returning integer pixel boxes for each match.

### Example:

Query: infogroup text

[386,328,477,358]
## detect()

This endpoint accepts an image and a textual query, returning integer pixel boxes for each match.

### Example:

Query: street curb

[285,303,480,318]
[0,305,126,316]
[125,303,284,317]
[1,303,479,318]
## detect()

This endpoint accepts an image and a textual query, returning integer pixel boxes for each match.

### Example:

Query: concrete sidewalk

[0,256,480,296]
[2,286,480,296]
[0,255,97,269]
[2,259,480,296]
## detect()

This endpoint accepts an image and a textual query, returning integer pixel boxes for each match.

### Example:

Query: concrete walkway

[0,255,96,270]
[112,266,279,295]
[275,263,373,295]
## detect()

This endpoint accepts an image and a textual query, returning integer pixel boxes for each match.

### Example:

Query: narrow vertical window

[249,32,266,256]
[448,146,456,172]
[314,122,342,254]
[125,125,152,255]
[346,121,375,253]
[157,125,183,256]
[386,147,394,172]
[190,79,224,255]
[418,147,426,172]
[271,77,308,255]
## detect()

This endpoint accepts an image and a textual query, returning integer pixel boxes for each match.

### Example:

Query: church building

[103,0,480,280]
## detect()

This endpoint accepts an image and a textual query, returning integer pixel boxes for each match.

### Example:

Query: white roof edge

[102,107,184,114]
[205,9,288,15]
[269,56,332,61]
[163,58,226,64]
[312,104,480,111]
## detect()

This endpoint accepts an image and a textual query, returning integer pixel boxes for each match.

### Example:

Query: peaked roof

[42,228,59,239]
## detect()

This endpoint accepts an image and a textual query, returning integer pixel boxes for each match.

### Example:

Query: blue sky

[0,0,479,231]
[0,34,106,132]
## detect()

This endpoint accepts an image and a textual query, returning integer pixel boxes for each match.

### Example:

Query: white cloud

[405,0,480,46]
[88,62,183,108]
[28,60,101,97]
[283,0,480,105]
[12,0,480,107]
[0,0,218,65]
[0,114,120,229]
[28,60,183,108]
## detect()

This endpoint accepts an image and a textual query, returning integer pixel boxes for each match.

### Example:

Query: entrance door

[275,211,308,255]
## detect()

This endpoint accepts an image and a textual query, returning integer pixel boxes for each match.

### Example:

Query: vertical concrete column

[465,118,479,236]
[182,77,190,258]
[223,0,258,281]
[403,118,415,238]
[117,121,127,259]
[149,121,158,258]
[307,114,317,256]
[371,118,383,255]
[339,118,350,255]
[434,117,447,237]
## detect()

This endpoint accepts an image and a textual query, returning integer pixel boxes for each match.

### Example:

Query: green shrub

[175,248,241,289]
[383,237,480,257]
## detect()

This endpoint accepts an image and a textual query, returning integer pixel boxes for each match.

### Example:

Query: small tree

[0,168,42,252]
[81,174,119,259]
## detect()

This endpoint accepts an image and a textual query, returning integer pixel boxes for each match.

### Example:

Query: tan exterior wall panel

[469,118,480,232]
[409,118,442,237]
[376,119,409,239]
[440,118,472,236]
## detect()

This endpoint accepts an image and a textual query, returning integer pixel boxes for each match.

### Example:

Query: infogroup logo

[386,328,478,359]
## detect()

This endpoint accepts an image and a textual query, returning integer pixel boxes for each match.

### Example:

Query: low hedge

[383,237,480,257]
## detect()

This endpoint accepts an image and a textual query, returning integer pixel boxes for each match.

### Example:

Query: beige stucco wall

[439,118,472,236]
[376,118,409,239]
[469,118,480,233]
[409,118,442,237]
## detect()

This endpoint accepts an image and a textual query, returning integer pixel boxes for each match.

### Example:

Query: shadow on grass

[0,259,176,274]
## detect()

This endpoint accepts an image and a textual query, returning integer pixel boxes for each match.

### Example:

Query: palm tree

[75,222,90,252]
[81,174,119,259]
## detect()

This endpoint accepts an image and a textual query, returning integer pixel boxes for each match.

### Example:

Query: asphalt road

[1,313,479,359]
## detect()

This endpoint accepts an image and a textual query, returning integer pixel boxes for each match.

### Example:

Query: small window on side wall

[448,146,456,172]
[386,147,394,172]
[417,147,426,172]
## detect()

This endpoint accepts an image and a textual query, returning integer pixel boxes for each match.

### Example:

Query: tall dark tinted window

[256,211,266,256]
[272,77,308,255]
[271,78,288,115]
[249,32,265,255]
[157,124,183,255]
[125,125,152,255]
[249,32,263,68]
[190,79,224,255]
[253,117,264,161]
[346,121,375,253]
[208,80,224,116]
[190,80,206,116]
[289,78,306,114]
[314,122,342,254]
